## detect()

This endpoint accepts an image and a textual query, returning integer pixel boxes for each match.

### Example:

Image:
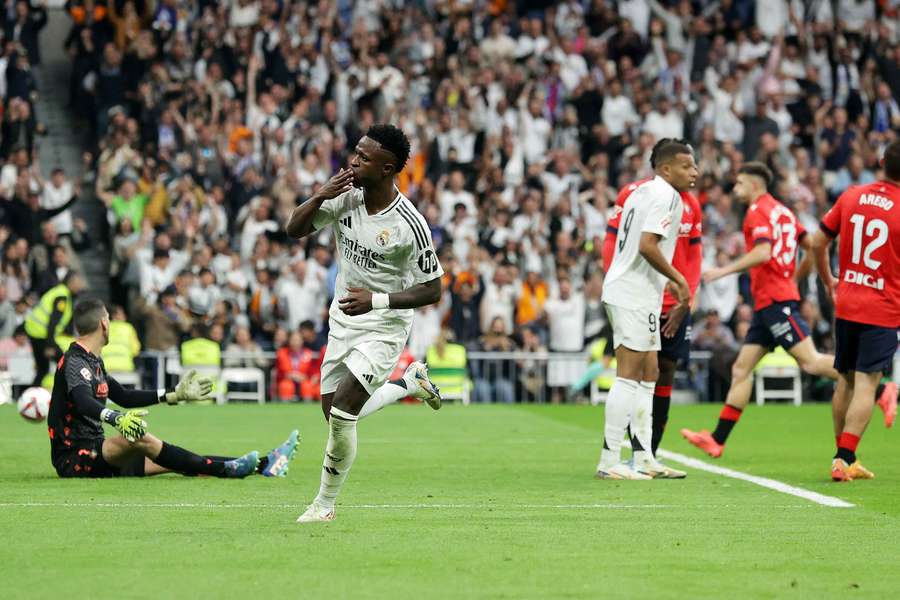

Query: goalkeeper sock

[154,442,228,477]
[314,407,358,510]
[598,377,636,470]
[358,379,408,419]
[631,381,655,466]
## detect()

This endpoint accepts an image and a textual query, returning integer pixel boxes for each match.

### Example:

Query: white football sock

[358,379,410,419]
[598,377,638,470]
[632,381,656,466]
[314,407,358,510]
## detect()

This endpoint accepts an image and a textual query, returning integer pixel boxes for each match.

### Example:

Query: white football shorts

[604,302,661,352]
[320,323,406,396]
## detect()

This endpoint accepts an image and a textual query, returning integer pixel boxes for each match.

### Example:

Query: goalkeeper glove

[101,408,148,442]
[164,369,214,405]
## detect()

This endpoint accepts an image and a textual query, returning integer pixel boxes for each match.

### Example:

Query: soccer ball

[18,387,51,422]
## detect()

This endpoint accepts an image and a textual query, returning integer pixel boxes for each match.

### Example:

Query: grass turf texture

[1,402,897,599]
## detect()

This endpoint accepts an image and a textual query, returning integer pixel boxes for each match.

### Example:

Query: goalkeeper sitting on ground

[47,298,299,478]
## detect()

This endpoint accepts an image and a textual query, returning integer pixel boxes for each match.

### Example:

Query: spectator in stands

[133,286,191,352]
[0,279,16,338]
[448,274,483,347]
[0,323,30,370]
[224,325,267,370]
[473,316,516,404]
[6,0,47,66]
[517,326,547,404]
[516,268,548,331]
[275,329,314,402]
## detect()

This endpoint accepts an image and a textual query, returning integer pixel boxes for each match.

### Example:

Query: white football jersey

[602,176,684,313]
[313,188,444,337]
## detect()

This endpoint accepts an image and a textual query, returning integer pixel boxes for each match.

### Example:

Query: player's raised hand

[166,369,214,404]
[338,287,373,316]
[116,410,148,442]
[315,168,354,200]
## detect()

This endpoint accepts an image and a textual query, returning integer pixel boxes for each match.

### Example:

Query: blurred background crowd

[1,0,899,402]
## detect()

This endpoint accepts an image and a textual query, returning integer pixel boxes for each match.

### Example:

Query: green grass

[1,402,898,599]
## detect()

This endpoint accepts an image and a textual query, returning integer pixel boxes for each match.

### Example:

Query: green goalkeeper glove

[101,408,148,442]
[164,369,214,405]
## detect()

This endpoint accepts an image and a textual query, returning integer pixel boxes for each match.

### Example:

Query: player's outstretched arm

[702,241,772,283]
[285,168,354,239]
[105,370,213,408]
[338,278,442,316]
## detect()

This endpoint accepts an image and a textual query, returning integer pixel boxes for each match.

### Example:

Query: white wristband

[371,293,390,309]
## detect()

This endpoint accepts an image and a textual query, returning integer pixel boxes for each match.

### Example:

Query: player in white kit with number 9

[598,141,698,479]
[286,124,444,523]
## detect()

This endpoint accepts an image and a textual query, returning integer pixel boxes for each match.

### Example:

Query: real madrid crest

[376,229,390,247]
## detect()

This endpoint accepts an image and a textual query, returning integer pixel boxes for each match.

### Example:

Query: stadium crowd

[1,0,900,402]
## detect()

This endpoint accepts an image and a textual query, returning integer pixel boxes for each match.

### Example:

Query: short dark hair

[73,298,107,336]
[884,140,900,181]
[366,123,411,173]
[738,162,773,189]
[299,320,315,331]
[652,140,693,168]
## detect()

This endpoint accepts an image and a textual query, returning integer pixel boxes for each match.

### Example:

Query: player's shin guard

[632,381,656,465]
[651,385,672,455]
[358,380,408,419]
[154,442,228,477]
[599,378,637,470]
[314,407,358,510]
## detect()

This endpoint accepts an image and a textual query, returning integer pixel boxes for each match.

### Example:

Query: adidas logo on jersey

[341,215,352,228]
[858,194,894,211]
[843,268,885,290]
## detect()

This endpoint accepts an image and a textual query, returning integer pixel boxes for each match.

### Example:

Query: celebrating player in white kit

[286,124,444,523]
[598,141,698,479]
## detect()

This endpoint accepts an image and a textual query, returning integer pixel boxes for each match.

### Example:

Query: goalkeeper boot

[831,458,853,482]
[680,428,724,458]
[296,501,335,524]
[595,462,652,480]
[847,461,875,480]
[876,381,897,428]
[224,451,259,478]
[404,361,442,410]
[262,430,300,477]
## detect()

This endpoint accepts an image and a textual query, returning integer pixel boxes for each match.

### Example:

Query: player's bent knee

[132,433,163,456]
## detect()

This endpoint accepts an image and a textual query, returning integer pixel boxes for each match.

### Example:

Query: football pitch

[1,402,898,599]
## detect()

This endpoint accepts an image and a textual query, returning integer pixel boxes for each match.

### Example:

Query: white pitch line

[657,449,854,508]
[0,501,813,510]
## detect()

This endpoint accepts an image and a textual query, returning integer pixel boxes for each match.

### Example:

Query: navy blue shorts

[745,301,810,350]
[833,318,899,374]
[660,312,691,363]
